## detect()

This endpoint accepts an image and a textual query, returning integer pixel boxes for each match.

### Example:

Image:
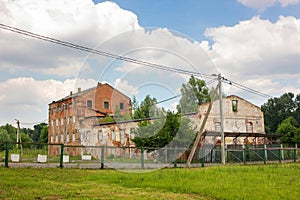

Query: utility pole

[187,83,219,167]
[218,74,226,165]
[15,119,22,154]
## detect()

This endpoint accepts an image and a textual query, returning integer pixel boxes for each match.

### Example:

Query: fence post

[280,144,284,160]
[263,144,267,164]
[278,147,282,163]
[242,144,246,164]
[201,147,205,167]
[294,144,298,162]
[59,144,64,169]
[141,147,144,169]
[101,145,105,169]
[5,142,9,168]
[173,147,177,168]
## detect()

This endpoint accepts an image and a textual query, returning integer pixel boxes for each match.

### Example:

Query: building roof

[49,82,130,105]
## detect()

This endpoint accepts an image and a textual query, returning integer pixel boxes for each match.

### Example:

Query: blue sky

[94,0,300,41]
[0,0,300,126]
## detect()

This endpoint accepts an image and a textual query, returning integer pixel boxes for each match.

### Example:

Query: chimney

[78,88,81,93]
[70,91,73,96]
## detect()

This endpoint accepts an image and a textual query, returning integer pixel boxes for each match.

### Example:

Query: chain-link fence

[0,142,298,169]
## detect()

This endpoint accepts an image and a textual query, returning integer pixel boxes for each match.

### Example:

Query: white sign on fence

[11,154,20,162]
[37,154,47,163]
[82,155,92,161]
[63,155,69,163]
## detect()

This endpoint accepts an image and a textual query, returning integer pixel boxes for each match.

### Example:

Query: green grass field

[0,163,299,199]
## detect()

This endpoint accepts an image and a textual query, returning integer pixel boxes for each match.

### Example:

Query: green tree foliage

[0,123,47,144]
[132,111,196,149]
[261,92,299,133]
[177,75,211,113]
[132,76,210,149]
[276,117,300,145]
[28,123,48,142]
[133,95,160,127]
[39,126,49,143]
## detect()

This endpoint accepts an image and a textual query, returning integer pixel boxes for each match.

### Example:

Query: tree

[28,123,48,142]
[177,75,211,113]
[0,129,11,151]
[133,95,160,127]
[276,116,300,145]
[261,92,297,133]
[132,111,196,149]
[39,126,49,143]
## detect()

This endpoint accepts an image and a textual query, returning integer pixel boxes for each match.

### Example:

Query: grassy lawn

[0,163,299,199]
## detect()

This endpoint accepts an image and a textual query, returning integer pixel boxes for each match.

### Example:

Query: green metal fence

[200,144,298,165]
[0,142,298,169]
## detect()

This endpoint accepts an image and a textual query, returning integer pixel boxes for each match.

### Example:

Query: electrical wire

[20,119,48,125]
[0,23,215,80]
[0,23,273,100]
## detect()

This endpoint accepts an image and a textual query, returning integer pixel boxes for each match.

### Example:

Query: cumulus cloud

[237,0,300,10]
[114,78,138,96]
[203,15,300,103]
[0,0,141,77]
[0,77,97,126]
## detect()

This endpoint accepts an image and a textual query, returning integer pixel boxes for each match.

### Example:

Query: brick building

[198,95,265,145]
[48,82,133,156]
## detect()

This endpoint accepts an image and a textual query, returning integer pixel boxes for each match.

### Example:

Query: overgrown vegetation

[131,75,211,149]
[0,123,48,150]
[0,163,299,199]
[262,92,300,145]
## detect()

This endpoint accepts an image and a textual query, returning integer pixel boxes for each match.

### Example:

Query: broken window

[98,130,103,141]
[120,129,125,142]
[104,101,109,109]
[72,133,75,142]
[111,130,115,140]
[87,100,93,108]
[130,128,135,139]
[215,122,221,132]
[232,100,238,112]
[246,122,253,133]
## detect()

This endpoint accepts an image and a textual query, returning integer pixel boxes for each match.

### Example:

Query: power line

[20,119,48,125]
[0,23,214,80]
[0,23,273,99]
[223,78,272,98]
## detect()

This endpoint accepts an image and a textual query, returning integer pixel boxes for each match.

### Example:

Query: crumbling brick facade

[48,83,132,156]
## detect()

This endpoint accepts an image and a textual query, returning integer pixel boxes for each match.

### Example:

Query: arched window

[246,122,253,133]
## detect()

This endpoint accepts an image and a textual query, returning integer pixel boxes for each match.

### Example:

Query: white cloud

[114,78,138,96]
[204,15,300,104]
[0,0,141,77]
[0,77,97,126]
[237,0,300,10]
